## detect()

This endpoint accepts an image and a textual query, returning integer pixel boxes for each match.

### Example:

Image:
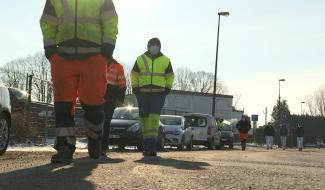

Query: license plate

[109,134,120,139]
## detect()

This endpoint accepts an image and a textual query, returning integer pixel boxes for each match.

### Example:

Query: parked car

[0,86,11,155]
[219,120,234,149]
[183,113,221,149]
[108,107,165,151]
[160,115,193,150]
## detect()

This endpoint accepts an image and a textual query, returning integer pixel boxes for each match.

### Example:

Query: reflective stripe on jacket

[105,60,126,102]
[40,0,118,57]
[130,53,174,92]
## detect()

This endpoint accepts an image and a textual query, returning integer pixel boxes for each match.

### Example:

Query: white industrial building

[124,90,243,120]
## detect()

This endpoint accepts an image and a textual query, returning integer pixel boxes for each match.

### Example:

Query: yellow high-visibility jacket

[40,0,118,59]
[131,52,174,93]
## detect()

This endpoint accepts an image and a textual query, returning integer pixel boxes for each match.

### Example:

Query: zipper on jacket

[74,0,78,55]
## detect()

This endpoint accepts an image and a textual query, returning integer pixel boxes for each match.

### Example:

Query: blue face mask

[149,46,160,56]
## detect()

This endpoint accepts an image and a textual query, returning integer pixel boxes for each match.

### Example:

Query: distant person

[130,37,174,157]
[296,124,304,151]
[279,124,288,150]
[236,115,251,151]
[217,118,224,129]
[264,122,275,150]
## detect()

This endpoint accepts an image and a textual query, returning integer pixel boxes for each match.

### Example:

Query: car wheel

[0,113,10,156]
[177,136,185,150]
[157,136,165,151]
[186,137,193,151]
[117,144,125,150]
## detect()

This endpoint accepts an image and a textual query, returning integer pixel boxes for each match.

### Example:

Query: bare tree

[305,85,325,116]
[173,67,228,94]
[0,52,51,102]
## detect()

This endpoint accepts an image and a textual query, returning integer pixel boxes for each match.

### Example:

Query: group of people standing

[235,115,305,151]
[264,122,304,151]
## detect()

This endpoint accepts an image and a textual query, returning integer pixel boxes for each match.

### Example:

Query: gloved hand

[44,45,57,60]
[132,88,139,95]
[165,87,171,95]
[101,43,115,59]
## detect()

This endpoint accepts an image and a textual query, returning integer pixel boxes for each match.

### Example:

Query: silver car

[160,115,193,150]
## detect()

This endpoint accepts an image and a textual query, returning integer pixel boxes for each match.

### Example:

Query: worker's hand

[44,45,57,60]
[132,88,139,95]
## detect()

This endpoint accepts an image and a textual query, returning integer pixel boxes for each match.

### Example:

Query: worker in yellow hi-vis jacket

[130,38,174,157]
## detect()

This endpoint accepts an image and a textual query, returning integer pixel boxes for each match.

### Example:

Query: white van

[183,113,221,149]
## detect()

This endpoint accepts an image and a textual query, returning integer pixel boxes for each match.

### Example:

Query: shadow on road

[0,156,124,190]
[134,156,210,170]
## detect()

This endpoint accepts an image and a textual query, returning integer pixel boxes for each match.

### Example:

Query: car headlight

[127,123,140,132]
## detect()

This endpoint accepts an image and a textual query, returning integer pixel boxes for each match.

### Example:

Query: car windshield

[113,107,139,120]
[160,116,182,125]
[184,116,207,127]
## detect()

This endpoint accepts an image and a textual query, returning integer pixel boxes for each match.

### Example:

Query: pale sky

[0,0,324,125]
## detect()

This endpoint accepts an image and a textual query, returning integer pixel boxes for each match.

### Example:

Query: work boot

[51,146,73,164]
[88,136,102,159]
[242,146,246,151]
[142,138,157,157]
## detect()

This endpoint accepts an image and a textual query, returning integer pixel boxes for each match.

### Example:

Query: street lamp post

[301,101,305,115]
[278,79,285,122]
[212,11,230,116]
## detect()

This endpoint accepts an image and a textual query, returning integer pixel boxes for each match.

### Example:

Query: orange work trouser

[50,53,107,107]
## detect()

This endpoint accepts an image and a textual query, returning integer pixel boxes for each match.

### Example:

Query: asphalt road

[1,147,325,190]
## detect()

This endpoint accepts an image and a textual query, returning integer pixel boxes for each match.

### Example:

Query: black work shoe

[142,151,157,157]
[51,146,73,164]
[88,136,102,159]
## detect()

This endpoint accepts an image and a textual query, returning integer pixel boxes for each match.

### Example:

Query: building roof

[170,90,233,99]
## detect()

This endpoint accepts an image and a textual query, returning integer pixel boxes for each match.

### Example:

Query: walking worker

[279,124,288,150]
[217,118,224,129]
[264,122,275,150]
[101,59,126,155]
[236,115,251,151]
[130,37,174,157]
[296,124,304,151]
[40,0,118,163]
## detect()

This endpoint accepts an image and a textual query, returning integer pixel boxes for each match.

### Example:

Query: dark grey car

[0,86,11,155]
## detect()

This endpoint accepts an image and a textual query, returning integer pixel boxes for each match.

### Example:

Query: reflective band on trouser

[143,114,160,138]
[57,47,101,54]
[84,118,103,140]
[56,127,76,137]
